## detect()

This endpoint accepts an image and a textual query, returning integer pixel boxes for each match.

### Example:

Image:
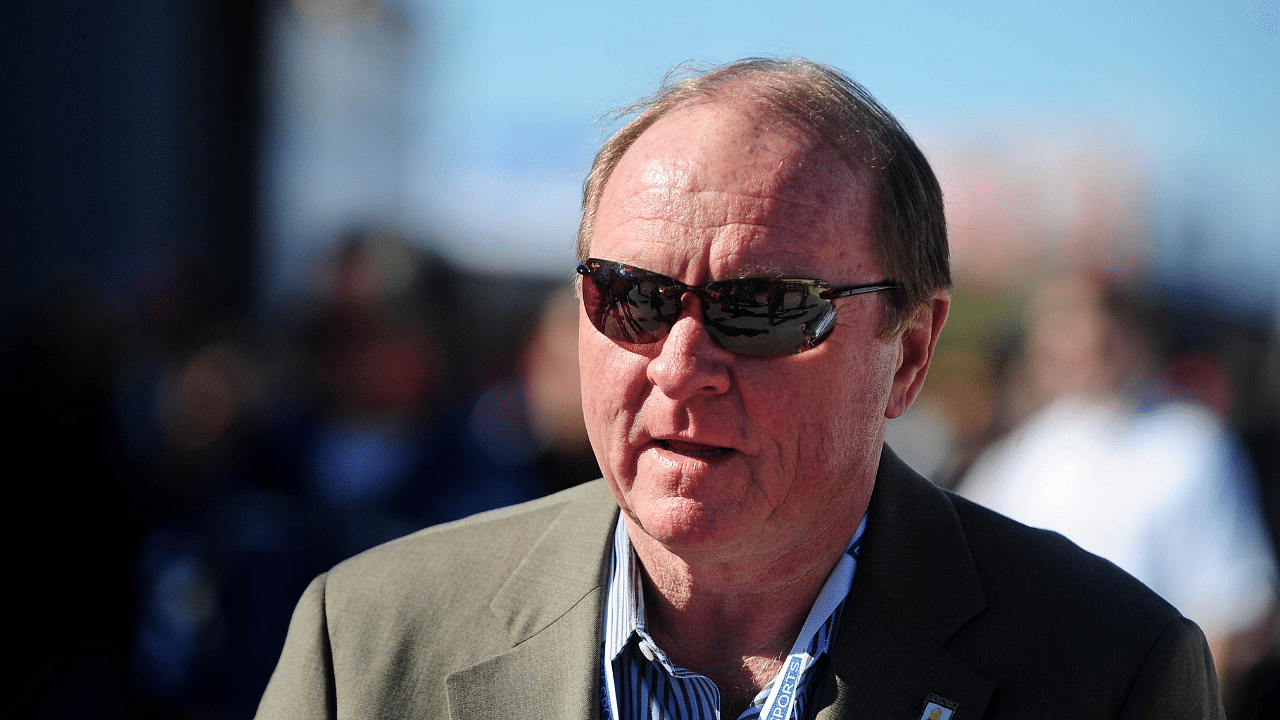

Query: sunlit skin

[578,94,948,712]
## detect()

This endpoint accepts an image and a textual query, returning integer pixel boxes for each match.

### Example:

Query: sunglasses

[576,258,899,357]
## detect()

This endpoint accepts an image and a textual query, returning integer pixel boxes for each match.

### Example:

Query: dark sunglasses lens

[581,262,678,344]
[703,280,837,356]
[579,261,843,357]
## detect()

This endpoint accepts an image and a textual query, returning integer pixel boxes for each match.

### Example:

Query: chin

[627,497,753,553]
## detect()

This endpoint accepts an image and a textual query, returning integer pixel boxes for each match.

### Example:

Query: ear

[885,289,950,419]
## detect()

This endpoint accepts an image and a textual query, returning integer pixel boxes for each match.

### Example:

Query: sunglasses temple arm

[822,284,899,299]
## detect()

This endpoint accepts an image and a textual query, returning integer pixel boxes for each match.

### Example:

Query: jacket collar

[817,446,994,719]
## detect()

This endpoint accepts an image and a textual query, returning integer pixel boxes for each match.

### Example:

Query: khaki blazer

[256,447,1224,719]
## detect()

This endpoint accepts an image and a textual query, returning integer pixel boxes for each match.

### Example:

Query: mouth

[654,439,735,461]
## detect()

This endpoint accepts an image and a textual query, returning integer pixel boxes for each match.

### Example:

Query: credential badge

[918,693,958,720]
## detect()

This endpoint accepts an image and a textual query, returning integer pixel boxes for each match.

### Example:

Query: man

[256,58,1224,719]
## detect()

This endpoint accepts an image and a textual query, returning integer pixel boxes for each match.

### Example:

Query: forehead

[593,98,877,280]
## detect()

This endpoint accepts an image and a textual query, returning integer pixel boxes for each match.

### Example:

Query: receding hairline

[611,94,875,198]
[580,63,886,257]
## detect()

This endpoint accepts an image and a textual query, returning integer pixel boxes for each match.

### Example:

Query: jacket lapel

[446,481,619,720]
[817,448,995,720]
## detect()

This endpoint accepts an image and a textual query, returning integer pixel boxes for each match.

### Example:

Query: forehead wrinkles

[616,155,863,255]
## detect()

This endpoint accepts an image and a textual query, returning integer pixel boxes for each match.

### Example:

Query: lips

[654,438,735,460]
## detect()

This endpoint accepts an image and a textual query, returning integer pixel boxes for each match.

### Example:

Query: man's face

[579,99,932,564]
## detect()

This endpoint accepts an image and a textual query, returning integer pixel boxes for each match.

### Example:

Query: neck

[623,508,863,704]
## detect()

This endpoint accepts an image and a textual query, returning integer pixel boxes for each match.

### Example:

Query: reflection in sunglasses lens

[580,260,839,357]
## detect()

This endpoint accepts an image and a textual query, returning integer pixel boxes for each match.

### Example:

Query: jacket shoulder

[860,449,1219,713]
[873,448,1178,627]
[946,488,1181,624]
[945,490,1222,716]
[261,480,617,719]
[324,479,617,611]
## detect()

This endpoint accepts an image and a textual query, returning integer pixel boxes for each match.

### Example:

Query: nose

[646,293,733,399]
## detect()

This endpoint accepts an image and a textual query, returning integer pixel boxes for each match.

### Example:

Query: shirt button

[639,642,656,662]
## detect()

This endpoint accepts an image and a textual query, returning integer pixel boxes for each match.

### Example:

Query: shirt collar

[603,514,868,665]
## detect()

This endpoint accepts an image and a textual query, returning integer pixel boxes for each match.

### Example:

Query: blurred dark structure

[1,0,261,319]
[2,1,262,717]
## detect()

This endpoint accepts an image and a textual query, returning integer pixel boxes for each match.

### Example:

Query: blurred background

[2,0,1277,717]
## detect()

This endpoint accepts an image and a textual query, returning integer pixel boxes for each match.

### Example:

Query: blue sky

[425,0,1274,118]
[282,0,1279,312]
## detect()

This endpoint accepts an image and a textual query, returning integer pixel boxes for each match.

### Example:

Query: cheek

[578,324,648,459]
[579,342,615,434]
[751,342,895,462]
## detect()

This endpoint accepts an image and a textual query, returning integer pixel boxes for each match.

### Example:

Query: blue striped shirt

[601,518,866,720]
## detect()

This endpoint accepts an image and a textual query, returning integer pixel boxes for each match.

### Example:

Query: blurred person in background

[123,229,562,718]
[103,246,319,718]
[957,273,1278,707]
[464,284,602,497]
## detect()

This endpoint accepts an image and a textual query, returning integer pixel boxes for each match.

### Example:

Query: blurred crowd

[2,229,600,719]
[3,230,1279,718]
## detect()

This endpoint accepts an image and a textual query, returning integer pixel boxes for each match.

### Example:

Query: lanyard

[755,547,856,720]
